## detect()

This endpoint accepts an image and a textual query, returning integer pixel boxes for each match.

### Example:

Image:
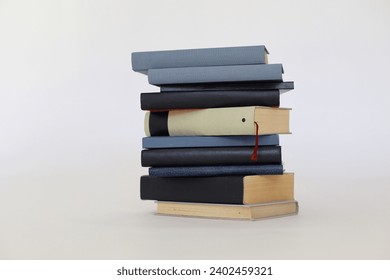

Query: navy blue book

[132,45,268,73]
[148,64,283,85]
[141,90,279,110]
[141,146,281,167]
[142,135,279,149]
[160,81,294,93]
[149,164,283,177]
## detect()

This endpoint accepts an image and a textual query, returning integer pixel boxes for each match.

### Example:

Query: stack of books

[132,45,298,220]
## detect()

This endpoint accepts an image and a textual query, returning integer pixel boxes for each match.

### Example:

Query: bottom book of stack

[156,200,298,220]
[141,173,298,220]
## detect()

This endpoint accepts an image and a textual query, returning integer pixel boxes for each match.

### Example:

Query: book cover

[140,173,294,204]
[141,146,282,167]
[142,135,279,149]
[141,90,279,110]
[156,200,299,220]
[145,106,290,136]
[160,81,294,92]
[132,45,268,73]
[148,164,284,177]
[148,64,283,85]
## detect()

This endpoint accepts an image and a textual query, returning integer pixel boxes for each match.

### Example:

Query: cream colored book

[145,106,290,136]
[156,200,299,220]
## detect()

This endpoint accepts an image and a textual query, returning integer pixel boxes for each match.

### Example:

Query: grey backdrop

[1,0,389,259]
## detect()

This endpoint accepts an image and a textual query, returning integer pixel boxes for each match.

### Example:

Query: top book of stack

[131,46,279,86]
[131,45,268,73]
[131,46,285,86]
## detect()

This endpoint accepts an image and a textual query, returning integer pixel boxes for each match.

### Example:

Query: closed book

[131,45,268,73]
[160,81,294,92]
[149,164,283,177]
[145,106,290,136]
[141,146,281,167]
[141,90,279,110]
[141,173,294,204]
[142,135,279,149]
[148,64,283,85]
[157,200,299,220]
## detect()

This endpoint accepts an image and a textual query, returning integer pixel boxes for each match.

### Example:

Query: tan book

[145,106,290,136]
[156,200,299,220]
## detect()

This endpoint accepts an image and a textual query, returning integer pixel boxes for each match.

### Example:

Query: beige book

[145,106,290,136]
[156,200,299,220]
[243,173,294,204]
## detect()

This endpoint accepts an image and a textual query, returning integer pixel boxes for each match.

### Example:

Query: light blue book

[142,135,279,149]
[132,45,268,73]
[147,64,283,85]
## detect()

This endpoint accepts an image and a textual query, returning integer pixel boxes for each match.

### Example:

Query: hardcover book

[140,173,294,204]
[141,146,282,167]
[132,45,268,73]
[160,81,294,92]
[148,64,283,85]
[145,106,290,136]
[142,135,279,149]
[148,164,283,177]
[157,200,299,220]
[141,90,280,110]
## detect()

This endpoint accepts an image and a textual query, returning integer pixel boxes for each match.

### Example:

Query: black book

[141,90,279,110]
[140,173,294,204]
[160,81,294,92]
[141,146,281,167]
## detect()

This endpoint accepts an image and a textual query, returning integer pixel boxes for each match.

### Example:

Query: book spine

[141,146,282,167]
[160,81,294,92]
[131,45,267,72]
[140,175,245,204]
[141,90,280,110]
[142,135,279,149]
[148,165,284,177]
[148,64,283,85]
[145,106,256,136]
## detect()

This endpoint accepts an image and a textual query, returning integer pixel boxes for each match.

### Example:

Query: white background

[0,0,389,259]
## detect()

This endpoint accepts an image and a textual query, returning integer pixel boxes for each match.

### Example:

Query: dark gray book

[141,146,281,167]
[148,64,284,85]
[160,81,294,92]
[149,164,283,177]
[141,90,279,110]
[132,45,268,73]
[142,135,279,149]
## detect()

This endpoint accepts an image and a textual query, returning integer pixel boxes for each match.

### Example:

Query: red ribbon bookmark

[250,122,259,161]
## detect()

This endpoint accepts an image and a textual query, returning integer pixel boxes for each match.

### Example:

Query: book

[149,164,283,177]
[141,146,281,167]
[148,64,283,85]
[156,200,299,220]
[142,135,279,149]
[140,173,294,204]
[160,81,294,92]
[131,45,268,73]
[145,106,290,136]
[141,90,279,110]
